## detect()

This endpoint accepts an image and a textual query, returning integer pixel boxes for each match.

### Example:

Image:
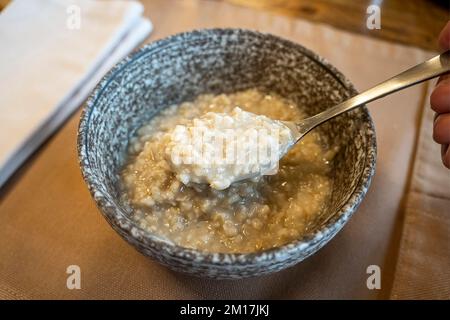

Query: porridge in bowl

[121,89,337,253]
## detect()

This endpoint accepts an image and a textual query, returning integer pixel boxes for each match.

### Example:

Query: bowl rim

[77,28,377,266]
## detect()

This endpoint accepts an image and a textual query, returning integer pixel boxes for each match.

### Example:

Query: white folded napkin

[0,0,152,187]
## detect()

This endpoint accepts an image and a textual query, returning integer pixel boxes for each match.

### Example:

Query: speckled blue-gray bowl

[78,28,376,279]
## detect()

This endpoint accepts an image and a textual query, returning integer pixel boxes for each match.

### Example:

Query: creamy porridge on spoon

[165,106,295,190]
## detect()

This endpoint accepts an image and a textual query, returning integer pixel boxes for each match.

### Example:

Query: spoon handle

[298,50,450,135]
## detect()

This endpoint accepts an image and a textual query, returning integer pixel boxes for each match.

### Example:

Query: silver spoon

[282,50,450,143]
[229,51,450,185]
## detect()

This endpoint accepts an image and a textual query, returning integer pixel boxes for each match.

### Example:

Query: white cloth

[0,0,152,186]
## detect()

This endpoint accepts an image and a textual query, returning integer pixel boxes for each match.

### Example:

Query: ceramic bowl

[78,29,376,279]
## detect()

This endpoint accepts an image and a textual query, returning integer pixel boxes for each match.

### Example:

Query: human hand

[430,21,450,169]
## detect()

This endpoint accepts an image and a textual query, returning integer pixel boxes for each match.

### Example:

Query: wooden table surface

[2,0,447,50]
[222,0,449,51]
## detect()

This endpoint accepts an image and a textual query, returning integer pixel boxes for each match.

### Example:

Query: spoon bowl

[285,50,450,144]
[187,50,450,186]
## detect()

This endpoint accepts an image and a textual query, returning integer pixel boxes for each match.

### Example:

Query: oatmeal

[164,107,295,190]
[121,89,336,253]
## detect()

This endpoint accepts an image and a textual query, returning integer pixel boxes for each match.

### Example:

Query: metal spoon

[282,50,450,143]
[283,50,450,145]
[230,51,450,185]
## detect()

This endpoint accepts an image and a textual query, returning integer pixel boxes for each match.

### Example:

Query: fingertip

[438,21,450,50]
[433,114,450,144]
[430,82,450,113]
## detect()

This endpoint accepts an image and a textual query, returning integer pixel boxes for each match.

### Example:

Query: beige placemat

[390,83,450,299]
[0,0,446,299]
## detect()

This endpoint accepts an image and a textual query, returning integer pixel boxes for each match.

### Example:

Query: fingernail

[442,144,448,158]
[434,113,441,128]
[442,144,450,168]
